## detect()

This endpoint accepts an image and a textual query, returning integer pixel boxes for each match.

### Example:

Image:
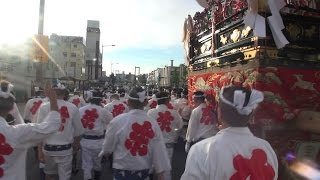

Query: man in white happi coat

[185,91,218,153]
[24,87,46,123]
[0,83,62,180]
[37,83,84,180]
[79,90,113,180]
[99,87,171,180]
[176,90,192,140]
[68,88,86,108]
[0,80,24,125]
[147,91,183,180]
[145,94,158,112]
[181,86,278,180]
[104,93,129,118]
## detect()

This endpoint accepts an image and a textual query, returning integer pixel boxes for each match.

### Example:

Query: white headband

[0,83,16,100]
[219,87,264,115]
[128,91,146,103]
[192,94,205,98]
[54,83,66,90]
[156,96,169,100]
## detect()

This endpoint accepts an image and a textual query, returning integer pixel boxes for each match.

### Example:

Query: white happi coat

[68,95,86,108]
[100,109,171,173]
[181,127,278,180]
[186,103,218,142]
[0,112,60,180]
[79,104,113,149]
[147,104,183,144]
[144,98,157,112]
[119,97,128,105]
[24,97,46,123]
[37,100,84,156]
[104,100,129,118]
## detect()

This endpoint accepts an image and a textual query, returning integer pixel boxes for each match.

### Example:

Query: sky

[0,0,203,75]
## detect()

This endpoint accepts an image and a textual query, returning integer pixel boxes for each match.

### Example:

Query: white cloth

[100,109,171,173]
[119,97,128,105]
[10,103,24,125]
[85,91,93,102]
[79,104,113,149]
[181,127,278,180]
[104,100,129,118]
[164,147,174,180]
[0,111,60,180]
[186,103,218,142]
[144,98,157,111]
[24,97,46,123]
[147,104,183,144]
[82,147,102,180]
[68,95,86,108]
[176,99,191,120]
[37,100,84,156]
[43,154,72,180]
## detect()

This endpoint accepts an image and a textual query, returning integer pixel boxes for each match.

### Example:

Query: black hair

[156,92,170,105]
[0,96,14,114]
[118,88,126,97]
[90,90,103,105]
[182,89,188,99]
[219,86,252,127]
[127,86,146,109]
[193,91,205,103]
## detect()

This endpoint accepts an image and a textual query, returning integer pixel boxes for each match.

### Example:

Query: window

[70,62,76,67]
[71,53,76,57]
[73,44,77,48]
[63,52,67,57]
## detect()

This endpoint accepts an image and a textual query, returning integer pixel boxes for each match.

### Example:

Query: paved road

[18,103,187,180]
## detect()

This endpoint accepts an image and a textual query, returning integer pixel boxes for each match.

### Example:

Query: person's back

[182,86,278,180]
[104,94,129,118]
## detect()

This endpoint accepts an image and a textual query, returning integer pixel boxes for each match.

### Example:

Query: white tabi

[181,127,278,180]
[0,111,60,180]
[37,100,84,180]
[24,96,46,123]
[68,95,86,108]
[79,104,113,180]
[144,98,157,112]
[186,103,218,143]
[147,104,183,180]
[100,109,171,179]
[104,100,129,118]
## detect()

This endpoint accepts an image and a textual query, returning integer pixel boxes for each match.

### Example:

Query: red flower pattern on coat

[112,104,125,117]
[125,121,155,156]
[30,100,43,115]
[150,100,157,109]
[200,106,214,125]
[0,133,13,177]
[166,103,174,109]
[157,111,174,132]
[59,106,70,131]
[230,149,275,180]
[72,98,80,107]
[81,108,99,129]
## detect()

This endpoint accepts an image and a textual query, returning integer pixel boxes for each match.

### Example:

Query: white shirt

[37,99,84,156]
[0,111,60,180]
[181,127,278,180]
[79,104,113,149]
[147,104,183,144]
[24,97,46,123]
[186,103,218,142]
[176,98,192,121]
[104,100,129,118]
[68,95,86,108]
[100,109,171,173]
[85,91,93,102]
[144,98,157,112]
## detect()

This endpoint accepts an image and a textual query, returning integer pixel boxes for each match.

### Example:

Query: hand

[185,142,191,153]
[38,148,45,163]
[44,82,59,112]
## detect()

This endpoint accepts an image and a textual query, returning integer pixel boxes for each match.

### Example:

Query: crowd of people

[0,79,278,180]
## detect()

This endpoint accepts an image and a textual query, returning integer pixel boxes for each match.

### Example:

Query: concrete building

[85,20,101,80]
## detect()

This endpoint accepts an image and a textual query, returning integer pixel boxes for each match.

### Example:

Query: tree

[171,69,180,87]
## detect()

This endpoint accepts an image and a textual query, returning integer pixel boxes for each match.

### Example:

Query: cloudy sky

[0,0,203,74]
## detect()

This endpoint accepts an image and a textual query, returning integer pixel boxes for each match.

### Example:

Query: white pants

[164,146,174,180]
[81,146,102,180]
[44,154,72,180]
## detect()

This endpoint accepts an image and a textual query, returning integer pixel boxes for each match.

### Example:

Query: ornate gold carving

[241,26,252,38]
[305,26,316,38]
[220,35,228,45]
[286,23,301,40]
[231,29,241,43]
[207,59,220,67]
[201,40,212,53]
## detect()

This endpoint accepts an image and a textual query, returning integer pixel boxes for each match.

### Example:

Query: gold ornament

[220,35,228,45]
[231,29,241,43]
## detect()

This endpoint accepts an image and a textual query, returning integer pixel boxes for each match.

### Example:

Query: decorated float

[183,0,320,179]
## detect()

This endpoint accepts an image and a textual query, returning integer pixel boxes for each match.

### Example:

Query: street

[17,103,187,180]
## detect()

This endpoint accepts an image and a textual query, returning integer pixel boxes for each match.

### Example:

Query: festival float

[183,0,320,179]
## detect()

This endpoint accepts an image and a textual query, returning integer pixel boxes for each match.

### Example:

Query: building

[85,20,101,80]
[49,34,86,80]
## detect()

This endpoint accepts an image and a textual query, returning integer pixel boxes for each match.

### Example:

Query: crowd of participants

[0,79,278,180]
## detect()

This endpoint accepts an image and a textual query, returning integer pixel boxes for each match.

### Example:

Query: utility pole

[35,0,45,85]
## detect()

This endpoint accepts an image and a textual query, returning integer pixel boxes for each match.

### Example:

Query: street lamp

[101,44,116,76]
